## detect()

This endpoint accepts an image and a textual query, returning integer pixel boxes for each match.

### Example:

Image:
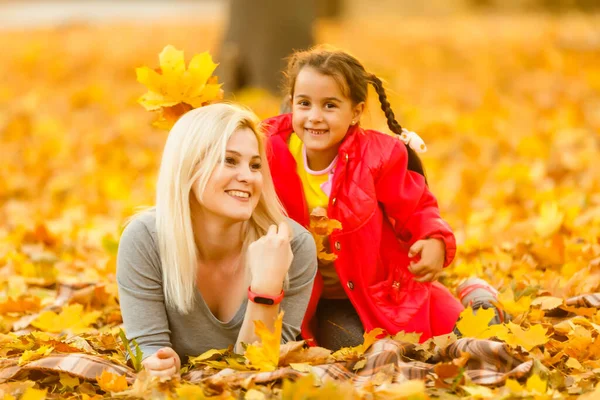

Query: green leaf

[119,329,143,372]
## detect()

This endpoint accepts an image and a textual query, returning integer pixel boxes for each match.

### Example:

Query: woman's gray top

[116,211,317,362]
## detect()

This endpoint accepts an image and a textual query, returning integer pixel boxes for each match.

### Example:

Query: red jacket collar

[262,113,294,142]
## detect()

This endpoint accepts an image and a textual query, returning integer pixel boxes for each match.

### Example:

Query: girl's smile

[291,66,364,171]
[306,128,329,136]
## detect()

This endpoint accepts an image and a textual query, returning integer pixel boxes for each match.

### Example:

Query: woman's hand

[407,238,445,282]
[247,221,293,295]
[141,347,181,378]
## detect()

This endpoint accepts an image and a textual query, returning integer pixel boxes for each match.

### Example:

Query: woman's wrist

[250,279,283,296]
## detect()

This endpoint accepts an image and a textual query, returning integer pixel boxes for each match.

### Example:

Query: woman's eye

[251,163,262,171]
[224,157,236,165]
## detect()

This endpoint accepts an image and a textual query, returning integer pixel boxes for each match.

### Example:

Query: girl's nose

[308,109,323,123]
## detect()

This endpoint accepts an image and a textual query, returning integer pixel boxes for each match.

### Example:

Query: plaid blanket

[183,337,532,388]
[565,293,600,307]
[0,337,532,388]
[2,289,599,390]
[0,353,135,384]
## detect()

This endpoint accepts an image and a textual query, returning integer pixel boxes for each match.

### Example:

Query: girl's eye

[325,103,337,109]
[297,100,310,107]
[251,163,262,171]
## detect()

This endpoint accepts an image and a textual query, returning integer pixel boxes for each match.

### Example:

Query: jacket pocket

[368,266,430,327]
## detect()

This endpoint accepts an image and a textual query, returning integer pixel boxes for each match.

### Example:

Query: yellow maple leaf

[136,45,222,129]
[504,375,549,398]
[244,312,283,371]
[503,322,549,352]
[96,370,128,393]
[20,388,47,400]
[497,287,532,315]
[18,345,53,365]
[485,323,510,341]
[525,374,548,395]
[359,327,385,353]
[455,306,496,339]
[59,372,80,389]
[31,304,101,334]
[332,328,385,360]
[505,378,524,393]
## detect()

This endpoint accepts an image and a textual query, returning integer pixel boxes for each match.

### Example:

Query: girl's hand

[407,238,445,282]
[141,347,181,378]
[247,222,293,295]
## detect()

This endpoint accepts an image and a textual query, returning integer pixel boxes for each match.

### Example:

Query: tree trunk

[217,0,317,95]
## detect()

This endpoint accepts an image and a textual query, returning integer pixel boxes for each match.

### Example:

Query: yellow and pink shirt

[288,133,346,299]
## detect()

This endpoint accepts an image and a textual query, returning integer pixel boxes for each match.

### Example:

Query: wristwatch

[248,286,284,305]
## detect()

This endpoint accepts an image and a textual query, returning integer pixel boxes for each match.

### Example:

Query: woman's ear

[352,102,365,124]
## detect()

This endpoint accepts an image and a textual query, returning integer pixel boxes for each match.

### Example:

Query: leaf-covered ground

[1,13,600,399]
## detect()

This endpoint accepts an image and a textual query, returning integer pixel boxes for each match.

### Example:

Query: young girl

[117,103,317,377]
[263,46,466,350]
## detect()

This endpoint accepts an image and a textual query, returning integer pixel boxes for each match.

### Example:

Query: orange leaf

[308,207,342,263]
[96,370,128,393]
[0,296,41,315]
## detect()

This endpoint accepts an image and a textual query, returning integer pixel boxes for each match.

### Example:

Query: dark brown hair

[283,45,426,178]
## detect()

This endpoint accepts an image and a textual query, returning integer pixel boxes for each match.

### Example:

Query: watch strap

[248,286,284,306]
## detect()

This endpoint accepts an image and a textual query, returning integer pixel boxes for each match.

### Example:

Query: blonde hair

[155,103,286,314]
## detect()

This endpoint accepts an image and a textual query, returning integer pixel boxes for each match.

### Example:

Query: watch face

[254,297,275,305]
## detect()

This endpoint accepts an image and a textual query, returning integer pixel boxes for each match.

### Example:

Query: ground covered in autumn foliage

[2,13,600,399]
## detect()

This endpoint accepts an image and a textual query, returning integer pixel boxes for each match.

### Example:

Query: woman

[117,103,317,378]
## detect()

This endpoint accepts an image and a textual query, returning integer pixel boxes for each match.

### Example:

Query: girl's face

[192,127,264,223]
[291,67,364,166]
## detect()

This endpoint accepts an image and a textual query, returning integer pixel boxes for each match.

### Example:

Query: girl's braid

[369,74,403,136]
[369,74,427,179]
